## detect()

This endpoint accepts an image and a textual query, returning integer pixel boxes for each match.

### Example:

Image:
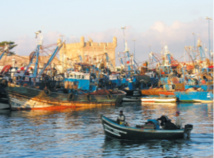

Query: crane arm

[37,42,63,77]
[0,45,9,60]
[23,51,36,76]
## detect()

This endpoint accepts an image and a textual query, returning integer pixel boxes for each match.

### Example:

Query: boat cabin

[64,71,97,92]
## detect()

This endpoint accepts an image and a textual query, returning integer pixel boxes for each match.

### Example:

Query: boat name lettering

[104,124,127,137]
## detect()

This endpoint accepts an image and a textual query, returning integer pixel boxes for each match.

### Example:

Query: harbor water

[0,102,213,157]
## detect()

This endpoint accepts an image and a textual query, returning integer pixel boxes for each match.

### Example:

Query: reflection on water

[0,102,213,157]
[177,103,213,134]
[103,134,213,158]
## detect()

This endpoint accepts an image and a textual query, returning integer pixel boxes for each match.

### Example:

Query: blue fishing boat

[64,64,97,92]
[117,41,159,102]
[174,91,213,103]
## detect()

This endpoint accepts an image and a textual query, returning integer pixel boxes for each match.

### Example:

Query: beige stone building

[0,37,117,73]
[59,36,117,70]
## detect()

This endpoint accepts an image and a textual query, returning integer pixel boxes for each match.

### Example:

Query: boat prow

[0,102,10,110]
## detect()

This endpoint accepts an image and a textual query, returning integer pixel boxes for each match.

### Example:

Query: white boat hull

[141,97,177,103]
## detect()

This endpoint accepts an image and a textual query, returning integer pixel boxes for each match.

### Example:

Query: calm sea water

[0,102,213,158]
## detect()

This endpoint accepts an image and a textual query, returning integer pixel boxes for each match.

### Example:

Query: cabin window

[82,75,84,79]
[85,75,89,79]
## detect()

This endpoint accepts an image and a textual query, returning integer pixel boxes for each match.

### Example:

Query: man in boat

[157,115,177,130]
[175,111,182,129]
[117,110,126,125]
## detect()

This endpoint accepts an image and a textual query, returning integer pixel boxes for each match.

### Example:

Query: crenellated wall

[59,36,117,70]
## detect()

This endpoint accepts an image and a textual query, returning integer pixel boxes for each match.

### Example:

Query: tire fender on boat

[44,89,51,95]
[87,94,91,101]
[68,93,75,101]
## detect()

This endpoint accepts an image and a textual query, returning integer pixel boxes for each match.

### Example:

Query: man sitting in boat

[175,111,182,129]
[157,115,178,130]
[117,110,126,125]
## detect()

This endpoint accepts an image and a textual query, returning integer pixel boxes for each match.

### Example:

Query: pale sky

[0,0,213,64]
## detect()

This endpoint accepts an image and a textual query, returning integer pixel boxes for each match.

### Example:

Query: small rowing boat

[101,115,193,140]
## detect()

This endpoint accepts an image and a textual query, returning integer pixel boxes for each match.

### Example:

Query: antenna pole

[206,17,212,59]
[121,26,126,49]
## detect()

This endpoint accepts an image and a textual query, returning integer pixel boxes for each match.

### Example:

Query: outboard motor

[184,124,193,138]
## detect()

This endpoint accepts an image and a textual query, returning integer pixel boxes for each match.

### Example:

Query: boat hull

[141,97,177,103]
[0,102,10,110]
[158,91,175,97]
[123,89,141,96]
[141,88,163,96]
[0,81,10,109]
[122,96,141,102]
[175,91,213,103]
[6,85,125,110]
[101,115,192,140]
[122,89,142,102]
